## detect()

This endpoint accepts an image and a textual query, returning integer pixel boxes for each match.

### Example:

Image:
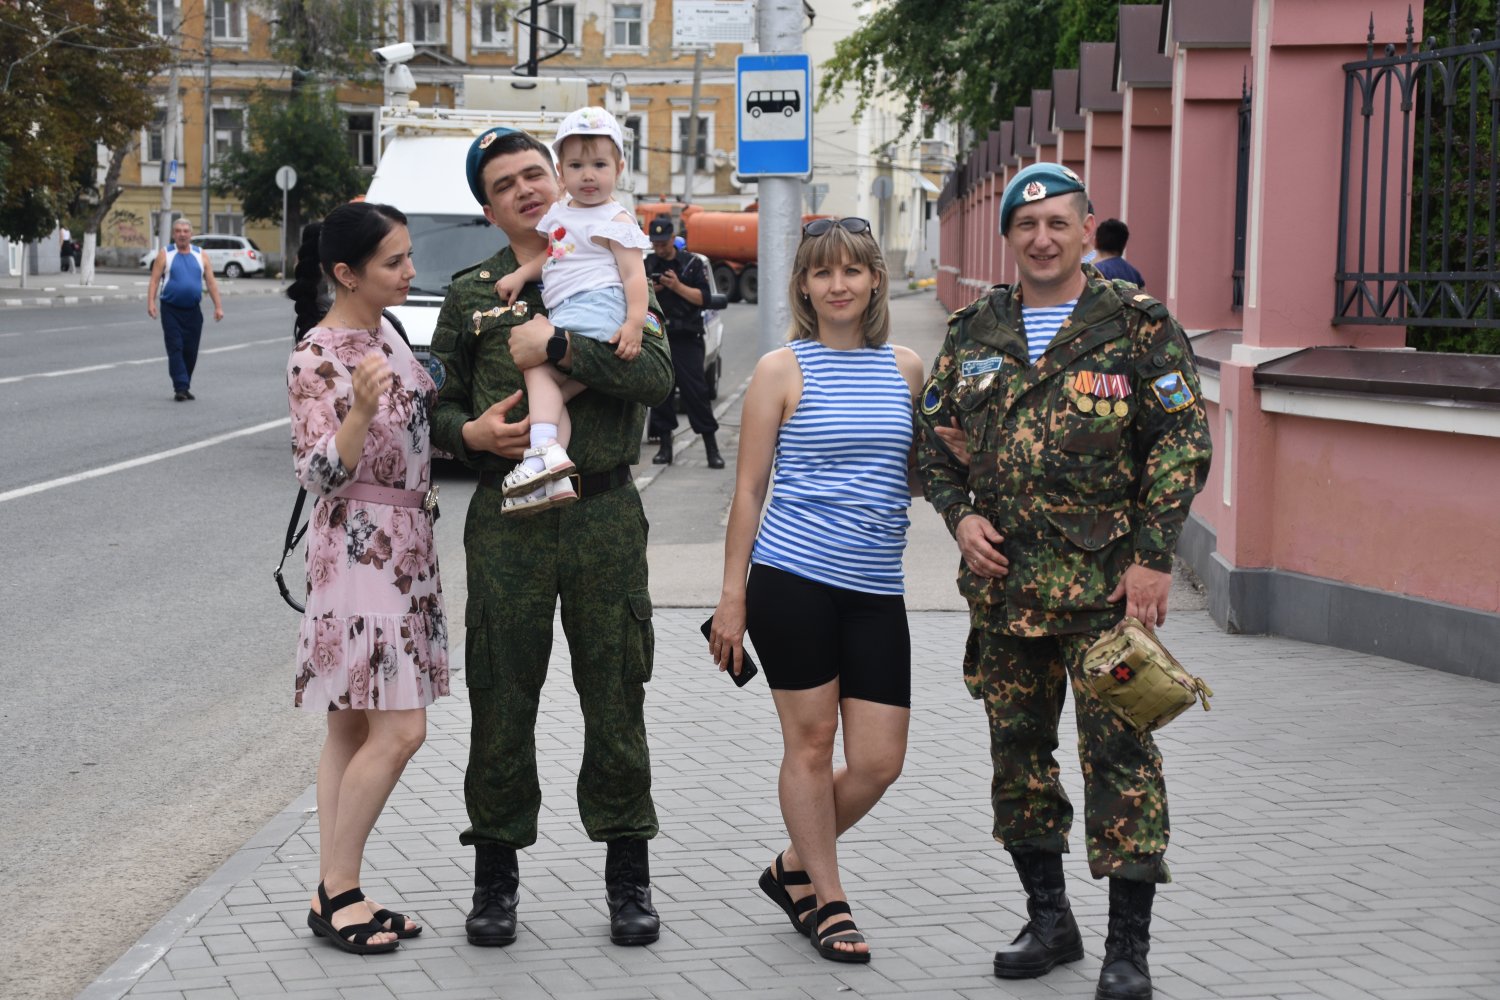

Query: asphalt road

[0,292,769,1000]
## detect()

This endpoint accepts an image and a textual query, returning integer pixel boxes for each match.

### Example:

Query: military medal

[511,301,529,317]
[1114,400,1130,418]
[472,305,507,335]
[1077,395,1095,413]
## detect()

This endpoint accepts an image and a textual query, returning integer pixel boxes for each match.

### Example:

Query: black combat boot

[604,839,660,945]
[652,436,673,465]
[1095,878,1156,999]
[703,433,725,469]
[993,849,1084,978]
[465,844,519,946]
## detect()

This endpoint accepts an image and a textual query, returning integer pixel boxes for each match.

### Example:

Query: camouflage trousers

[964,628,1171,883]
[459,481,659,850]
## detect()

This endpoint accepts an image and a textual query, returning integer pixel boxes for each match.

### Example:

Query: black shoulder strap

[273,487,310,613]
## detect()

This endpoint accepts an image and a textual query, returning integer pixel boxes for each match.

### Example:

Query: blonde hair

[787,223,891,346]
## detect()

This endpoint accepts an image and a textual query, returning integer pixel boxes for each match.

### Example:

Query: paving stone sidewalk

[83,608,1500,1000]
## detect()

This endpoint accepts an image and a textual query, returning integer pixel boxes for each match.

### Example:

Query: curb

[1,283,286,310]
[74,785,318,1000]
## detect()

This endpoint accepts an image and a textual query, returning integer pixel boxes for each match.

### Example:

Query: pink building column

[1117,4,1173,295]
[1052,68,1088,178]
[1078,42,1124,219]
[1215,0,1420,574]
[1163,0,1253,331]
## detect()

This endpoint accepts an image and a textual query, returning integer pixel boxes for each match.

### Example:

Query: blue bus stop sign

[736,53,812,178]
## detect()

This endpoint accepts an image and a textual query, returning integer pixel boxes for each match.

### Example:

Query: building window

[475,2,507,46]
[347,112,375,168]
[212,213,244,236]
[148,0,177,36]
[544,3,575,45]
[209,0,245,41]
[676,114,710,173]
[624,114,645,174]
[146,107,167,163]
[211,107,244,162]
[409,1,443,44]
[612,4,643,47]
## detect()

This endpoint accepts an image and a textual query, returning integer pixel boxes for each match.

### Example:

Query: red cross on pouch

[1111,663,1134,683]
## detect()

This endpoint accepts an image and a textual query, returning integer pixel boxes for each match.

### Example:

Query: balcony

[920,138,956,172]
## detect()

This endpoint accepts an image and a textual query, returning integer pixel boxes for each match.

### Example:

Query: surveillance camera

[374,42,414,66]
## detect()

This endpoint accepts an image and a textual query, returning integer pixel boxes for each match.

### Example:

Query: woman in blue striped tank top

[707,218,925,964]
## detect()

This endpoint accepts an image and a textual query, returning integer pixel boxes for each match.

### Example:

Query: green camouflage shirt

[428,246,674,475]
[916,266,1212,637]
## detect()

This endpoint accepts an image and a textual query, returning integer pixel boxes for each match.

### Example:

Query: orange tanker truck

[636,203,829,305]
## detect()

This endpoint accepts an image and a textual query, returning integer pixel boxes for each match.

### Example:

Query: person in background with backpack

[147,218,224,401]
[283,201,449,956]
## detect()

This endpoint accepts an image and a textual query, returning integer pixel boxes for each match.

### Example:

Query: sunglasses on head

[802,217,872,238]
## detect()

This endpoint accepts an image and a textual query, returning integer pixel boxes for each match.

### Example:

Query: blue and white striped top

[751,338,913,595]
[1022,300,1077,363]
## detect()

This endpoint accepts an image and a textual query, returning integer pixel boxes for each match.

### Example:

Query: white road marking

[0,418,290,504]
[0,337,286,385]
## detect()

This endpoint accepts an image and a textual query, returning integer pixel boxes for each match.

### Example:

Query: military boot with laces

[604,839,660,945]
[993,849,1084,978]
[1095,877,1156,999]
[465,844,519,946]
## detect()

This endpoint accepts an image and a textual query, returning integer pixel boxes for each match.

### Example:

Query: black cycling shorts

[745,563,912,708]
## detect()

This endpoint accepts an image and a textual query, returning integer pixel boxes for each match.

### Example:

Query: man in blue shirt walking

[147,219,224,401]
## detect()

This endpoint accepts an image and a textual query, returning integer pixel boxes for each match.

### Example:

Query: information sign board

[672,0,755,46]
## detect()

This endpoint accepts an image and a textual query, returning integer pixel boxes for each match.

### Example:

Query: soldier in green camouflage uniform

[429,128,674,950]
[916,163,1210,1000]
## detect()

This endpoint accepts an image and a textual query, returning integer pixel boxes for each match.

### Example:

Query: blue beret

[999,163,1087,235]
[465,126,519,206]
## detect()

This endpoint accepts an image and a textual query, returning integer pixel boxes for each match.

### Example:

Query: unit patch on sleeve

[920,377,943,415]
[1151,371,1196,413]
[643,311,664,338]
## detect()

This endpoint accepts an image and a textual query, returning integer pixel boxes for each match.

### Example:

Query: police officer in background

[645,217,724,468]
[916,162,1211,1000]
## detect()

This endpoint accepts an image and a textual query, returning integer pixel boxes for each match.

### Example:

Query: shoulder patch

[644,311,664,338]
[1121,289,1171,323]
[1151,371,1196,413]
[424,355,447,390]
[920,376,943,415]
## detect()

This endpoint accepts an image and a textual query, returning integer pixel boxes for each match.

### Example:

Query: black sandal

[306,882,400,954]
[812,900,870,964]
[758,852,817,936]
[372,906,422,939]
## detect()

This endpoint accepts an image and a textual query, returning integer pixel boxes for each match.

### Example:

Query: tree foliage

[818,0,1153,141]
[264,0,387,87]
[212,85,366,229]
[0,0,168,242]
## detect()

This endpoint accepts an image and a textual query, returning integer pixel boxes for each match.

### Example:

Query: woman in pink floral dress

[285,202,449,955]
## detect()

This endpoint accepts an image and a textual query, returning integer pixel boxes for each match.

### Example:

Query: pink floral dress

[286,320,450,712]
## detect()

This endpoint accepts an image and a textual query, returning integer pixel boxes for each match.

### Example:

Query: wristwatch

[545,328,569,366]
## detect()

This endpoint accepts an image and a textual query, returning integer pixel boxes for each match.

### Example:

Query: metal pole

[755,0,804,358]
[158,47,180,251]
[281,185,288,284]
[201,20,213,234]
[683,47,704,204]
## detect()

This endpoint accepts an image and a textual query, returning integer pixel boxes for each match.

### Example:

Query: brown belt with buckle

[478,463,633,500]
[340,482,440,512]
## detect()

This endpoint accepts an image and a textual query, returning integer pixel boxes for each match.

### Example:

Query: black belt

[478,463,633,500]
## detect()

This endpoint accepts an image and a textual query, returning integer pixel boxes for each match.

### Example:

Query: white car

[139,235,266,277]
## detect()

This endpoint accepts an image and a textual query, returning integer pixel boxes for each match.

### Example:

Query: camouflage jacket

[916,268,1212,637]
[429,246,674,475]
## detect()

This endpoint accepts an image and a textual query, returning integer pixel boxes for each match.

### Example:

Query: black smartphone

[700,616,759,687]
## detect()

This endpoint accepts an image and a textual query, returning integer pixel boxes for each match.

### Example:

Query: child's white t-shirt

[536,199,652,310]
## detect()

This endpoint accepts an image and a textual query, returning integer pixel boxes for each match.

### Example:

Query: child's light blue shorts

[548,285,627,343]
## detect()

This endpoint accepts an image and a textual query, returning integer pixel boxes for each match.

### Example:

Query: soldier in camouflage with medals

[428,127,674,950]
[915,163,1211,1000]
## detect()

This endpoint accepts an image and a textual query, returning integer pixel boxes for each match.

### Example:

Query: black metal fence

[1335,5,1500,336]
[1233,76,1252,312]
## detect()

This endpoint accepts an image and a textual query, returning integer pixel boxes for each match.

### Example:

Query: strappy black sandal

[306,882,400,954]
[758,852,816,937]
[372,906,422,939]
[812,900,871,964]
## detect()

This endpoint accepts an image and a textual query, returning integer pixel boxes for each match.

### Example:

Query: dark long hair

[286,201,408,340]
